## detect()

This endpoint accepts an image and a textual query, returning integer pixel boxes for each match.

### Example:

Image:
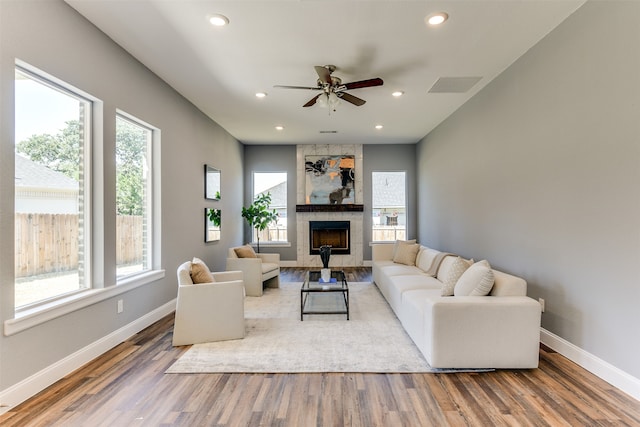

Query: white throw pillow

[440,257,472,296]
[454,260,495,296]
[393,242,420,266]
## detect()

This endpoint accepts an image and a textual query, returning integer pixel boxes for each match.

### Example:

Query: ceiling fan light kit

[274,65,383,111]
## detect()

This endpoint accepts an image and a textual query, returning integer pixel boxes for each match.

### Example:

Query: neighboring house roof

[372,172,405,208]
[260,181,286,209]
[15,154,78,190]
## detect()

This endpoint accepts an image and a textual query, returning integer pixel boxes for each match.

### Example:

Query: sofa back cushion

[416,247,440,273]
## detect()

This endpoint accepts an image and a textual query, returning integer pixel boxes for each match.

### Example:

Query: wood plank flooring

[2,268,639,426]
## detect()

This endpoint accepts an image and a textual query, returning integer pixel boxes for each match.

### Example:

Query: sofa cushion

[455,261,495,296]
[379,264,423,277]
[191,257,215,284]
[234,244,257,258]
[393,242,420,266]
[390,274,442,290]
[440,257,472,296]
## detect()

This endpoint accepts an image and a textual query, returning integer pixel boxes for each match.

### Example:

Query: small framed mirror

[205,208,221,242]
[205,164,221,200]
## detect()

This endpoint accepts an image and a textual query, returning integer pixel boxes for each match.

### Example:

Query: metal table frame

[300,270,349,321]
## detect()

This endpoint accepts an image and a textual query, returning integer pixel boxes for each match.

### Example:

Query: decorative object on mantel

[305,154,355,205]
[241,192,278,253]
[319,245,331,282]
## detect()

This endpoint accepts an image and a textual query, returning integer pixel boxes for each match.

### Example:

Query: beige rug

[167,282,452,374]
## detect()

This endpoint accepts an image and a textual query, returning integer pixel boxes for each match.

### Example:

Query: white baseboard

[279,261,298,267]
[540,328,640,402]
[0,300,176,415]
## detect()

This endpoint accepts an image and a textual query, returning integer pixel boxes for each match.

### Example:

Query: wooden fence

[15,213,143,278]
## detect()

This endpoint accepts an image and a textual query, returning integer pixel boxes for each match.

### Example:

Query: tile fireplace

[309,221,350,255]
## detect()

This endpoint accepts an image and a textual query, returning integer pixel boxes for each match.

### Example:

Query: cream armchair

[227,245,280,296]
[172,260,245,346]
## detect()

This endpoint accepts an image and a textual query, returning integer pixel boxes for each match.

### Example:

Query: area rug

[166,282,488,374]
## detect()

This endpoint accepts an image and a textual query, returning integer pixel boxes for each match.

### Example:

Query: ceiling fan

[274,65,383,110]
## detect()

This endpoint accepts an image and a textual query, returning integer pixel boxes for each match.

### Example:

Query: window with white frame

[372,171,406,241]
[115,113,155,279]
[252,172,287,243]
[14,66,92,308]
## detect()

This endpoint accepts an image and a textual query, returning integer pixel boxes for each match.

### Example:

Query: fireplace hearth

[309,221,350,255]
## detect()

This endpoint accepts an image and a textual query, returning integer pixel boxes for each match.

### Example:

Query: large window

[372,171,406,241]
[252,172,287,243]
[116,113,154,279]
[14,66,92,308]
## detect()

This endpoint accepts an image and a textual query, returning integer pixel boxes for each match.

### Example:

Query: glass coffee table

[300,270,349,321]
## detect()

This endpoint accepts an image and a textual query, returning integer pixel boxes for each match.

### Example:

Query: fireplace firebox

[309,221,350,255]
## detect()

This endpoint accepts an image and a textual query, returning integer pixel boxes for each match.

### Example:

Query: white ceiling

[64,0,585,145]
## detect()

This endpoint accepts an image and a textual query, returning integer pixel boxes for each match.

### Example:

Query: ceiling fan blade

[274,85,321,90]
[314,66,332,85]
[343,78,384,90]
[339,92,366,106]
[303,94,322,107]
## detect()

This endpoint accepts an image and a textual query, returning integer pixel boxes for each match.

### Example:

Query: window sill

[4,269,165,336]
[369,241,396,246]
[250,242,291,248]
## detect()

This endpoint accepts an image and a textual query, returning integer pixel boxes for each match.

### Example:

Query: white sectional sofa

[372,242,542,369]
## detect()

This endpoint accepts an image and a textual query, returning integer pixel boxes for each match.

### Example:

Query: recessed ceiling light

[392,91,404,97]
[375,125,383,130]
[255,92,267,98]
[426,12,448,26]
[209,14,229,26]
[275,126,284,131]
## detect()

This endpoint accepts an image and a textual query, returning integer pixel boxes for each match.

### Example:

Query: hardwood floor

[2,268,639,426]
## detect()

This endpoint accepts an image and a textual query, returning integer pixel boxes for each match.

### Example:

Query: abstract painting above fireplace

[305,155,355,205]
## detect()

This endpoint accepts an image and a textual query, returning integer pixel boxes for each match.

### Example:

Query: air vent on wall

[319,130,338,134]
[428,77,482,93]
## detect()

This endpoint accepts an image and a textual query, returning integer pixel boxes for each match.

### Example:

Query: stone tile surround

[296,145,364,267]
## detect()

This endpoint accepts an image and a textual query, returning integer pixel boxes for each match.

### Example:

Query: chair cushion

[234,244,257,258]
[191,257,215,284]
[261,262,279,274]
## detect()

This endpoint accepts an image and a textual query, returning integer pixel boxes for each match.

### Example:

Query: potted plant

[241,192,278,252]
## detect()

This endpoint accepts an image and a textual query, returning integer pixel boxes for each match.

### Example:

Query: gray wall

[0,0,244,391]
[243,145,297,260]
[417,0,640,378]
[363,144,417,260]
